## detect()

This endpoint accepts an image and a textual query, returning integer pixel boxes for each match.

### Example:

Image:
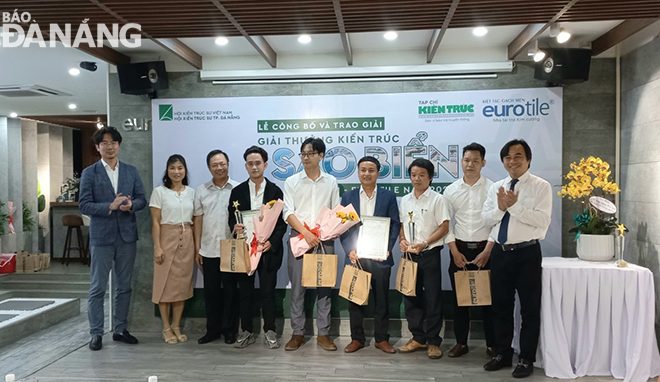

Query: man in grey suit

[79,126,146,351]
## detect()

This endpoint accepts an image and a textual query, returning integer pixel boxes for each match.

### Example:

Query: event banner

[152,88,563,288]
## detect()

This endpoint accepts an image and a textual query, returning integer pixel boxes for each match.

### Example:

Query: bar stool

[61,215,88,266]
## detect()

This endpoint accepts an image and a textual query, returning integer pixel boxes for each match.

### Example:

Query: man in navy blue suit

[79,126,146,351]
[339,156,401,354]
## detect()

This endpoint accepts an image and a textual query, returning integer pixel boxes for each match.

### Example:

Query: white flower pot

[576,234,614,261]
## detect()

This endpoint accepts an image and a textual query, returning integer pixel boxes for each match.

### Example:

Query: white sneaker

[234,331,255,348]
[264,330,280,349]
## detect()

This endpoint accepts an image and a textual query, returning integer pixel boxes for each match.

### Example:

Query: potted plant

[0,201,8,251]
[558,156,626,261]
[23,201,35,252]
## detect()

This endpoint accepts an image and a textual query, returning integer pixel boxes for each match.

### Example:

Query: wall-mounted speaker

[117,61,168,97]
[534,48,591,85]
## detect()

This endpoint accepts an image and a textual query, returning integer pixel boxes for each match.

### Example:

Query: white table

[536,257,660,381]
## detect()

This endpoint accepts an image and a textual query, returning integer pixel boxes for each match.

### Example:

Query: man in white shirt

[482,139,552,379]
[397,158,450,359]
[443,143,496,358]
[193,150,239,345]
[283,137,340,352]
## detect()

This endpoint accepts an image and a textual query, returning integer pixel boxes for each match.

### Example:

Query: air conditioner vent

[0,85,71,97]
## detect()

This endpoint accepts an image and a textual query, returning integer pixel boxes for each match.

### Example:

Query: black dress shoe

[89,334,103,351]
[224,334,236,344]
[198,333,222,344]
[484,355,512,371]
[512,359,534,378]
[112,330,138,345]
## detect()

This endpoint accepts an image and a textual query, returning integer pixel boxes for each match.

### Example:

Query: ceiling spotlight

[298,35,311,44]
[80,61,97,72]
[69,68,80,76]
[533,51,546,62]
[68,104,77,110]
[384,31,398,40]
[557,28,571,43]
[96,122,104,129]
[472,27,488,37]
[215,37,228,46]
[9,112,18,118]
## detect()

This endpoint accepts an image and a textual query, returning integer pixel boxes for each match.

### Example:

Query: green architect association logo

[159,104,173,121]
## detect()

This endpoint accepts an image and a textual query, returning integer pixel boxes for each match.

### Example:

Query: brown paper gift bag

[301,245,338,288]
[339,262,371,306]
[395,252,418,297]
[220,239,250,273]
[24,253,37,272]
[454,269,492,306]
[15,252,25,273]
[40,253,51,270]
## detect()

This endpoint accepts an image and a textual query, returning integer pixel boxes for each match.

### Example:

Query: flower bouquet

[289,204,361,258]
[248,199,285,276]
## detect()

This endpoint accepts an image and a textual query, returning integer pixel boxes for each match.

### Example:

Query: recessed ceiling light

[9,112,18,118]
[68,104,77,110]
[215,37,228,46]
[298,35,311,44]
[533,51,546,62]
[384,31,398,40]
[557,28,571,44]
[69,68,80,76]
[473,27,488,37]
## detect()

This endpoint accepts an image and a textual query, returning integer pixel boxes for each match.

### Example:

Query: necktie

[497,179,519,244]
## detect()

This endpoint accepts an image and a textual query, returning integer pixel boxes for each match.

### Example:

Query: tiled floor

[2,305,656,382]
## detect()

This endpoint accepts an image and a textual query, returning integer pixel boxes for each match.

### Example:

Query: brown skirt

[152,223,194,303]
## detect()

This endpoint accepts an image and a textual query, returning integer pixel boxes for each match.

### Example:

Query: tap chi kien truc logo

[1,10,141,48]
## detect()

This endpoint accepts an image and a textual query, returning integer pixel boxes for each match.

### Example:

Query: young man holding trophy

[227,146,287,349]
[283,137,340,351]
[339,156,401,354]
[397,158,450,359]
[443,143,496,358]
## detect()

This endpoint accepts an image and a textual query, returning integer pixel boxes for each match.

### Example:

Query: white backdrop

[152,87,563,288]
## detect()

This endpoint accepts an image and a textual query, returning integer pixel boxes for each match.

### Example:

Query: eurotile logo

[159,104,173,121]
[1,10,141,48]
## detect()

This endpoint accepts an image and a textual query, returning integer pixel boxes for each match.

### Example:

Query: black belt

[416,245,443,257]
[456,239,488,250]
[499,240,538,252]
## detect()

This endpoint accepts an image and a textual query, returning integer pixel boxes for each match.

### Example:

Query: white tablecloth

[537,257,660,381]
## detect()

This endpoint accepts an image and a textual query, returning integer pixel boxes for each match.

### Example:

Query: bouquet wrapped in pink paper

[289,204,360,258]
[247,199,285,276]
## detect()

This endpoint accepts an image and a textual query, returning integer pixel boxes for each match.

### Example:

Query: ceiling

[0,0,659,125]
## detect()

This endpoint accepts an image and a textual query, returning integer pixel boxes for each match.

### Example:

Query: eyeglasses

[99,141,118,147]
[299,151,318,158]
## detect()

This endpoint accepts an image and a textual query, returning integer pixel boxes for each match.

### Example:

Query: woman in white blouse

[150,154,195,344]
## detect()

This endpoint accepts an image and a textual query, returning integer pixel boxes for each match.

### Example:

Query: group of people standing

[80,125,551,379]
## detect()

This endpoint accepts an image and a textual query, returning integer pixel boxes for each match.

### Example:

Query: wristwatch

[422,240,429,251]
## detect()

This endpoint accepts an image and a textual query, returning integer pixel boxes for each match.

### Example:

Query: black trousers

[403,246,444,346]
[221,271,255,335]
[349,259,391,344]
[448,242,495,347]
[201,257,223,337]
[256,256,278,333]
[490,242,542,362]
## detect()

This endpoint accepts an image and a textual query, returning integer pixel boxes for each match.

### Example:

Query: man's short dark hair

[500,139,532,168]
[301,137,326,155]
[462,142,486,160]
[206,149,229,167]
[358,156,381,172]
[92,126,122,145]
[243,145,268,162]
[409,158,434,184]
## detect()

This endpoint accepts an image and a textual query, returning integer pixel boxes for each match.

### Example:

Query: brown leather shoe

[486,347,497,358]
[284,335,305,351]
[316,335,337,351]
[448,343,469,358]
[428,345,443,359]
[375,340,396,354]
[397,339,427,353]
[344,340,364,353]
